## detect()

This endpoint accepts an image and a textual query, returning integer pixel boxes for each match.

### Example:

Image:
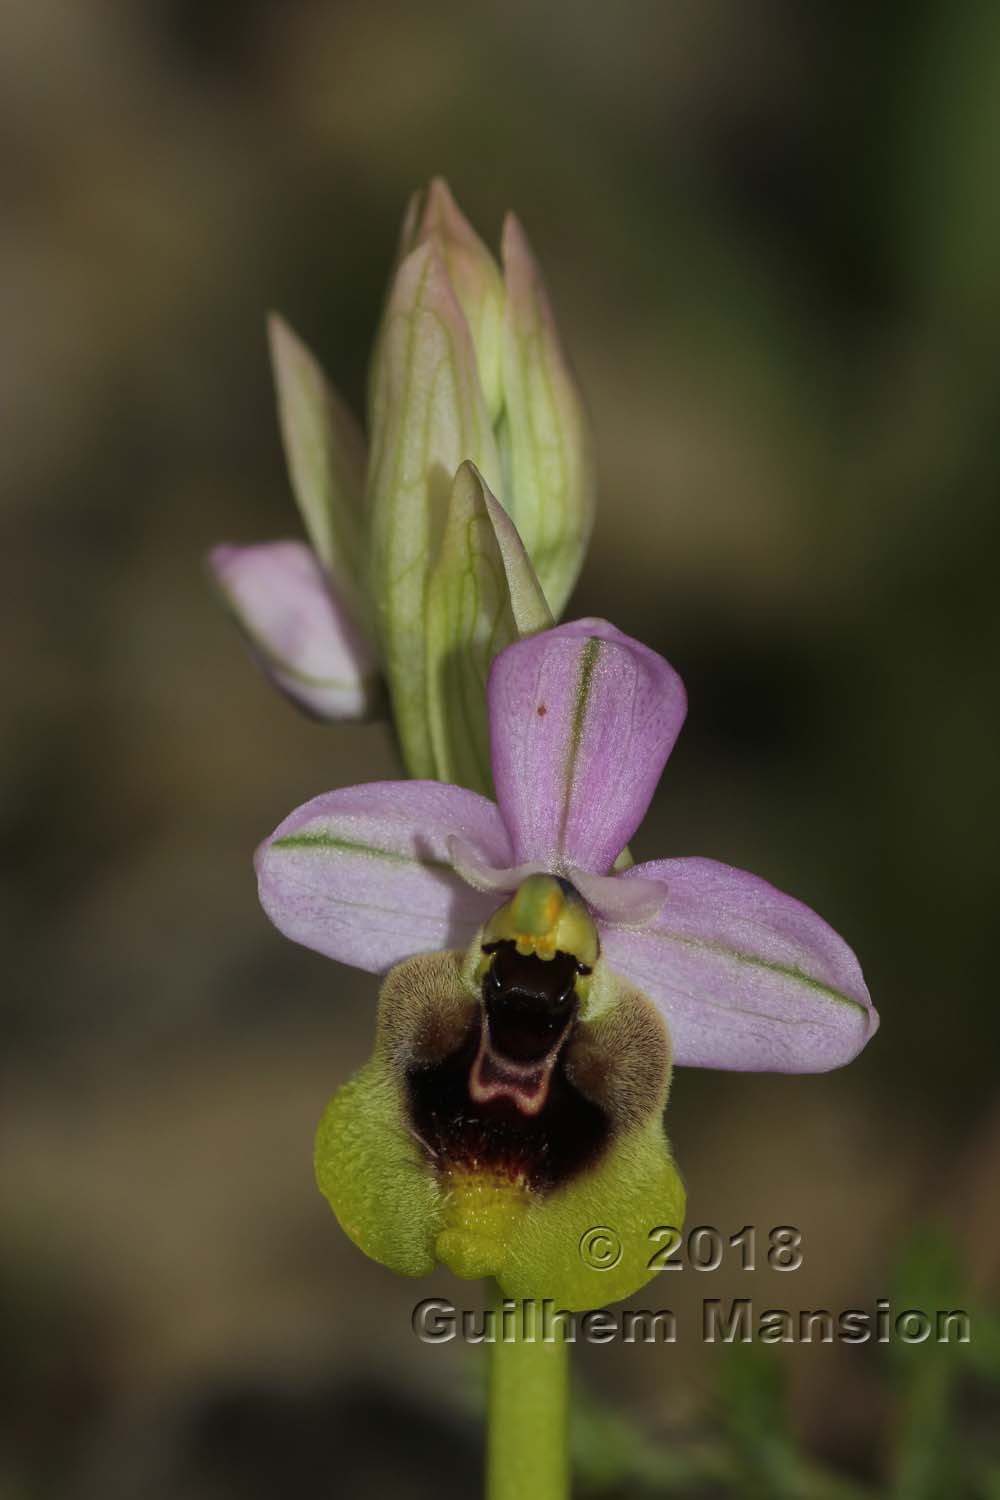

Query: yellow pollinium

[482,873,600,968]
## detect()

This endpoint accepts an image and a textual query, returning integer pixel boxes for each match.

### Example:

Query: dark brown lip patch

[405,946,608,1194]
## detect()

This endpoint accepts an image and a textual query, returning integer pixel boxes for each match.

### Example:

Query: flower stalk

[486,1286,569,1500]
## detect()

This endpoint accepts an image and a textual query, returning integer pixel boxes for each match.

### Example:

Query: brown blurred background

[2,1,998,1496]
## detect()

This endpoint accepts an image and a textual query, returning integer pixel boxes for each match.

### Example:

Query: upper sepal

[488,619,687,874]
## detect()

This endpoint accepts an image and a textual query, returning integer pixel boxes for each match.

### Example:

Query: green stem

[486,1285,570,1500]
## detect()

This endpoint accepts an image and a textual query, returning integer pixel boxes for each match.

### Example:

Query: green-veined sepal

[401,178,505,423]
[268,314,369,634]
[499,216,597,619]
[425,463,552,795]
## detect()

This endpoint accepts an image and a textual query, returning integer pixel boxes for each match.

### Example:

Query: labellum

[315,876,686,1310]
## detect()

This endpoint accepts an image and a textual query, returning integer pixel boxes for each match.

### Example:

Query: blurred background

[2,1,999,1495]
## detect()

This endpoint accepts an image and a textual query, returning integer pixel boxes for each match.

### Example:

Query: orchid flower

[255,618,877,1307]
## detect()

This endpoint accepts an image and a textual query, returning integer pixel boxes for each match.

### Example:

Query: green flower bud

[219,188,596,775]
[268,313,369,636]
[367,184,596,782]
[314,899,685,1311]
[498,216,597,620]
[425,463,551,796]
[367,241,503,778]
[402,178,506,424]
